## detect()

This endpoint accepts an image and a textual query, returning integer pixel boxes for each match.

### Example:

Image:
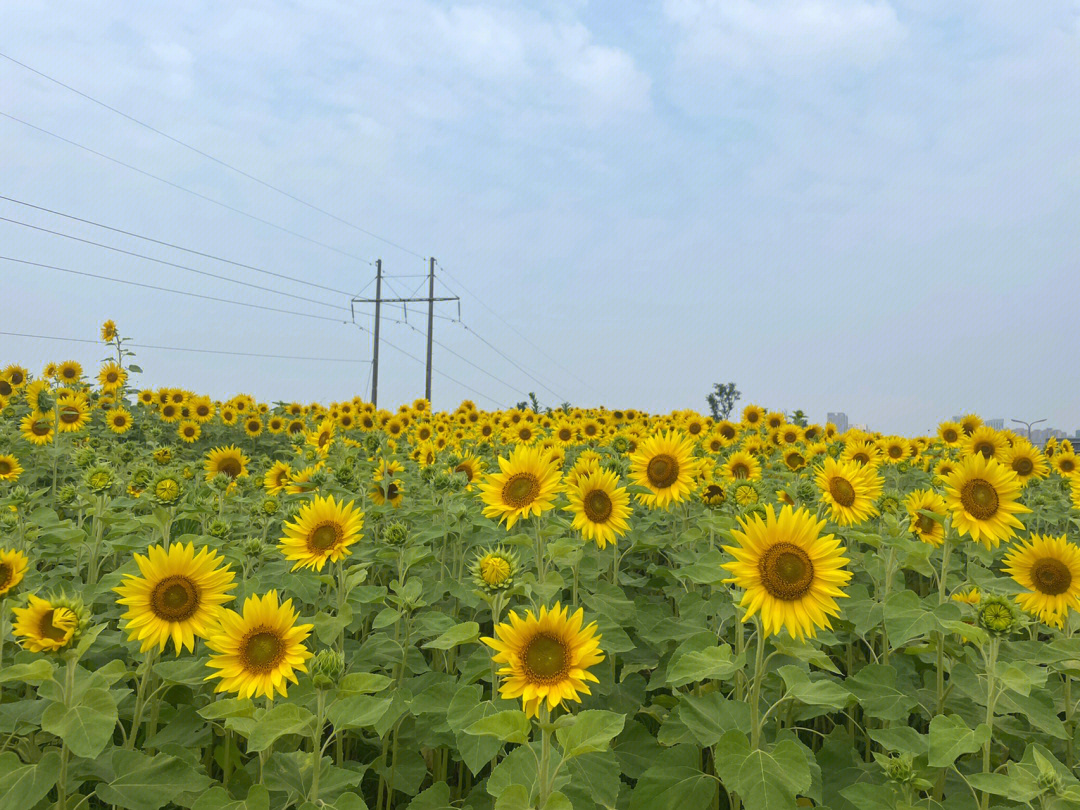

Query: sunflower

[942,454,1030,549]
[470,546,520,592]
[964,426,1007,462]
[1054,452,1079,478]
[722,505,853,640]
[879,437,910,464]
[100,319,117,341]
[55,394,90,433]
[721,450,761,482]
[482,602,604,718]
[97,362,127,391]
[286,465,321,495]
[243,416,264,438]
[937,422,963,446]
[0,548,29,596]
[137,389,156,406]
[57,360,82,384]
[176,419,200,443]
[564,468,632,550]
[204,590,313,701]
[204,445,250,481]
[841,439,881,468]
[1001,443,1048,485]
[105,408,133,435]
[1002,534,1080,628]
[814,457,882,526]
[952,587,981,605]
[782,448,808,472]
[20,412,54,445]
[113,543,237,654]
[741,404,765,427]
[628,431,701,509]
[263,461,293,495]
[731,480,762,506]
[370,479,404,507]
[452,455,485,490]
[479,445,562,530]
[0,454,23,482]
[904,489,948,546]
[278,495,364,571]
[12,594,79,652]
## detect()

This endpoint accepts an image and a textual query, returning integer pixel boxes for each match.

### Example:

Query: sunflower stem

[537,705,553,806]
[980,636,1001,810]
[533,517,547,585]
[749,619,766,749]
[1066,620,1075,769]
[310,688,326,803]
[124,647,159,750]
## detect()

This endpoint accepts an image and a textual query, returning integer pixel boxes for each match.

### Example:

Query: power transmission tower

[351,258,459,406]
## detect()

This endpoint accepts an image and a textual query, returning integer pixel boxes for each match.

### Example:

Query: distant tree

[528,392,541,413]
[559,401,573,414]
[706,382,741,421]
[789,409,808,427]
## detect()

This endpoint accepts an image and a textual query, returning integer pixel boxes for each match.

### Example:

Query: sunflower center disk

[944,429,958,442]
[151,575,200,621]
[731,463,749,480]
[829,478,857,508]
[0,563,11,589]
[1032,558,1072,596]
[759,542,815,601]
[39,609,70,642]
[219,459,242,479]
[386,483,399,499]
[59,408,80,424]
[915,514,936,534]
[1014,458,1034,476]
[308,522,343,551]
[584,490,613,522]
[975,443,994,459]
[1062,460,1076,473]
[502,473,540,508]
[960,479,999,520]
[0,461,9,474]
[244,631,283,672]
[523,634,569,682]
[644,454,679,489]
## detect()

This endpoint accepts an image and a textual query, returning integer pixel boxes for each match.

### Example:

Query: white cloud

[664,0,906,72]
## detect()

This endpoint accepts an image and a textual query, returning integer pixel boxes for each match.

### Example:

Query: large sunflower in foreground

[278,494,364,571]
[478,445,562,530]
[204,590,313,701]
[814,457,881,526]
[564,468,632,549]
[114,542,237,654]
[1002,534,1080,628]
[628,430,700,508]
[722,505,853,640]
[204,445,250,481]
[904,489,948,546]
[12,594,79,652]
[482,602,604,718]
[941,454,1030,549]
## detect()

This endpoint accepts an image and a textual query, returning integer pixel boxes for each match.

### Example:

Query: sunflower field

[3,324,1080,810]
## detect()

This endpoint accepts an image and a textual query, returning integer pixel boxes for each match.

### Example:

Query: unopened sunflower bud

[208,472,231,492]
[470,546,520,593]
[882,753,915,784]
[208,519,231,540]
[242,537,264,557]
[334,465,355,486]
[57,484,79,506]
[978,594,1020,637]
[382,520,410,547]
[310,649,345,689]
[611,435,630,454]
[1037,766,1064,796]
[149,473,184,507]
[84,465,116,496]
[260,497,280,516]
[75,447,97,468]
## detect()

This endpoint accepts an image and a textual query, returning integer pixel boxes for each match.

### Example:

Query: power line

[0,215,350,312]
[1,51,427,261]
[0,110,373,266]
[436,262,597,399]
[0,329,372,363]
[0,193,355,297]
[451,318,565,402]
[1,255,348,323]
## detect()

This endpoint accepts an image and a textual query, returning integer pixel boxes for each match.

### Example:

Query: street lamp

[1011,418,1047,441]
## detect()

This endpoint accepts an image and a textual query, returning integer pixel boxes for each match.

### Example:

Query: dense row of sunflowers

[2,323,1080,810]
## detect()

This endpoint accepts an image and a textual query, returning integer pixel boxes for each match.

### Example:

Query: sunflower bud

[382,520,411,547]
[208,472,232,492]
[57,484,79,506]
[880,752,915,784]
[84,465,117,496]
[149,473,184,507]
[208,519,232,540]
[118,446,136,463]
[1037,765,1064,797]
[419,466,438,486]
[470,546,520,593]
[310,649,345,690]
[611,435,630,454]
[75,447,98,468]
[433,470,456,491]
[334,465,355,486]
[242,537,264,557]
[260,497,280,517]
[978,594,1020,637]
[878,493,901,515]
[153,447,173,465]
[181,465,194,480]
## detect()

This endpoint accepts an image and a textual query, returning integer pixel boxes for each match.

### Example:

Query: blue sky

[3,0,1079,434]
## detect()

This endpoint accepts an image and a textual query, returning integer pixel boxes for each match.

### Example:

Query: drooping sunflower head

[370,479,405,507]
[0,548,29,597]
[1002,534,1080,628]
[12,593,86,653]
[204,445,250,482]
[564,468,632,550]
[904,489,948,546]
[814,457,882,527]
[942,453,1031,549]
[204,590,314,701]
[114,542,237,655]
[278,495,364,571]
[482,602,604,718]
[478,444,562,530]
[722,504,853,640]
[469,545,521,593]
[263,461,293,495]
[101,319,118,342]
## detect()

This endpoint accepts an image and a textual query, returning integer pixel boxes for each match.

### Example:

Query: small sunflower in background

[814,457,882,526]
[114,543,236,654]
[370,479,404,507]
[243,415,264,438]
[204,445,250,481]
[470,546,520,593]
[97,362,127,392]
[204,590,313,701]
[55,393,90,433]
[722,504,852,640]
[904,489,948,546]
[263,461,293,495]
[1002,534,1080,629]
[628,430,701,509]
[107,408,133,435]
[1001,442,1048,485]
[564,468,631,550]
[451,455,485,490]
[841,439,881,467]
[482,602,604,718]
[942,454,1030,549]
[1053,451,1079,477]
[479,444,562,530]
[0,454,23,483]
[965,426,1007,462]
[741,404,765,428]
[177,419,200,443]
[278,494,364,572]
[879,437,910,464]
[56,360,82,384]
[101,319,118,342]
[720,450,761,482]
[0,548,29,597]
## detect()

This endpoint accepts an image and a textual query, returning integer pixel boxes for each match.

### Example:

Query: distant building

[827,412,849,433]
[985,418,1004,430]
[1031,427,1068,444]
